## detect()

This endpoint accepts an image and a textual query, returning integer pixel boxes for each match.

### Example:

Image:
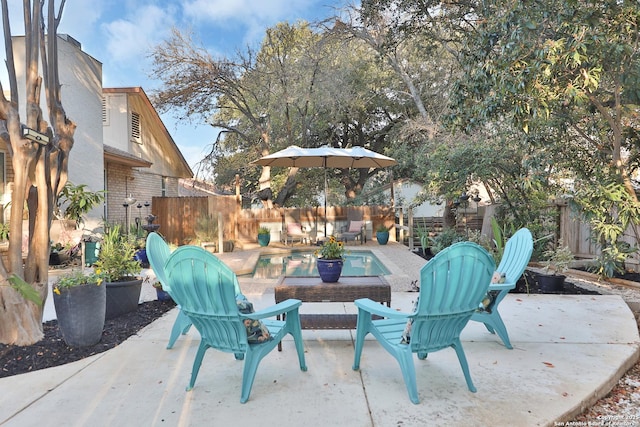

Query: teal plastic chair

[352,242,495,404]
[146,233,247,349]
[164,245,307,403]
[146,232,193,349]
[470,228,533,349]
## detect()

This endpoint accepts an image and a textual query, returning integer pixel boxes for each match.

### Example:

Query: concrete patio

[1,242,638,426]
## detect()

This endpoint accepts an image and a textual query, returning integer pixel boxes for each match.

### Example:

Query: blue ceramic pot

[317,258,343,283]
[376,231,389,245]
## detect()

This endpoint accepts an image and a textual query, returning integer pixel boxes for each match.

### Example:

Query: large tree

[449,0,640,200]
[0,0,76,345]
[153,21,404,208]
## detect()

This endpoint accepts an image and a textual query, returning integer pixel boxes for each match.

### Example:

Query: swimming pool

[245,250,391,279]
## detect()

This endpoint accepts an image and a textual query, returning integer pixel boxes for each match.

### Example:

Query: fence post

[218,212,224,253]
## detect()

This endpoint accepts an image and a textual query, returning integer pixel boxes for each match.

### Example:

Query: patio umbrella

[252,145,398,237]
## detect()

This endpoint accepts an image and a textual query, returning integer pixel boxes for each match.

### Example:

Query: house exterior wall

[102,93,129,152]
[103,89,190,228]
[10,36,192,234]
[13,35,105,230]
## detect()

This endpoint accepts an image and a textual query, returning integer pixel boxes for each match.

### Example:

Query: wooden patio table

[274,276,392,350]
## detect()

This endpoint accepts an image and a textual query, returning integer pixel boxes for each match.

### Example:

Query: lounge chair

[283,222,309,245]
[470,227,533,349]
[163,245,307,403]
[340,220,366,244]
[146,232,192,349]
[352,241,495,404]
[146,232,245,349]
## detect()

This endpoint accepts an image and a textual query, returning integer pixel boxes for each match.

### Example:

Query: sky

[1,0,349,173]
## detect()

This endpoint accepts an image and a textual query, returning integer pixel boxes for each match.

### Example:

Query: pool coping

[216,241,427,293]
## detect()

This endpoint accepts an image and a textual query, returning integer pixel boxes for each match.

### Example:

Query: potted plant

[257,226,271,247]
[376,224,390,245]
[0,222,9,250]
[133,238,149,268]
[315,235,346,282]
[55,182,106,228]
[52,269,106,347]
[94,225,143,319]
[195,213,218,252]
[538,240,574,292]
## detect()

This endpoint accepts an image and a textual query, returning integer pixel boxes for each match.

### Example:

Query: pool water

[246,250,390,279]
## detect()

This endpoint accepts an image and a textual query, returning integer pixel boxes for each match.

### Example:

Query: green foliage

[429,228,465,255]
[0,222,9,241]
[53,270,103,291]
[194,214,218,242]
[56,182,105,226]
[93,225,141,282]
[316,236,346,260]
[258,226,270,235]
[8,274,42,306]
[376,224,389,233]
[570,182,640,278]
[415,224,430,254]
[541,240,574,275]
[466,229,495,260]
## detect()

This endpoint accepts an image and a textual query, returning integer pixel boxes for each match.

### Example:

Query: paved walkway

[1,242,639,426]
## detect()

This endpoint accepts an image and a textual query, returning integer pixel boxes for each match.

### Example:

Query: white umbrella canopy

[252,145,398,238]
[252,145,397,169]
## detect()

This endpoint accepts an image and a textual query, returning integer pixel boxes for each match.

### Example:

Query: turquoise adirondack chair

[470,227,533,349]
[145,232,193,349]
[352,241,495,404]
[146,232,247,349]
[164,245,307,403]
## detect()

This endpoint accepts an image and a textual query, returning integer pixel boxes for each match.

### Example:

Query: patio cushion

[478,272,505,312]
[348,221,364,232]
[288,223,304,234]
[237,299,271,343]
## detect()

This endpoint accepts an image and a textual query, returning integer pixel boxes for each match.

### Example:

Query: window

[131,111,141,143]
[102,97,109,125]
[161,176,167,196]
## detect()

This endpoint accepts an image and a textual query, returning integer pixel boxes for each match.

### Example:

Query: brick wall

[105,164,180,230]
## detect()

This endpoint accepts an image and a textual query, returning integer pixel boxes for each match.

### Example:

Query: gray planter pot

[537,273,566,293]
[105,278,143,319]
[53,283,106,347]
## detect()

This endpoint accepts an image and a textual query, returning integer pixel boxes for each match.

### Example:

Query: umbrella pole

[324,168,328,238]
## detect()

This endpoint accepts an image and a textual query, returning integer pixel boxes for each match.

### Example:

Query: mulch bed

[0,299,176,378]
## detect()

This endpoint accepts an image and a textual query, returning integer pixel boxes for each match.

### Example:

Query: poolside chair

[146,232,247,349]
[352,241,495,404]
[470,227,533,349]
[146,232,193,349]
[164,245,307,403]
[283,222,309,245]
[339,220,366,244]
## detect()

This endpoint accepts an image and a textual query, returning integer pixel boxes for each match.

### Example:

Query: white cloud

[182,0,325,46]
[102,4,175,65]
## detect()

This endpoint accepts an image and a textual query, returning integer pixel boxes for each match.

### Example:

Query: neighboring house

[178,178,221,197]
[10,34,192,236]
[361,178,444,217]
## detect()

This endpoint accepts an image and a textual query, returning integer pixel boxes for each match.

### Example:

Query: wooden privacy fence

[150,196,640,269]
[150,196,394,246]
[152,196,240,246]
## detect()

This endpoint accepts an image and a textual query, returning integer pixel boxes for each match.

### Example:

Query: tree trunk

[0,0,74,345]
